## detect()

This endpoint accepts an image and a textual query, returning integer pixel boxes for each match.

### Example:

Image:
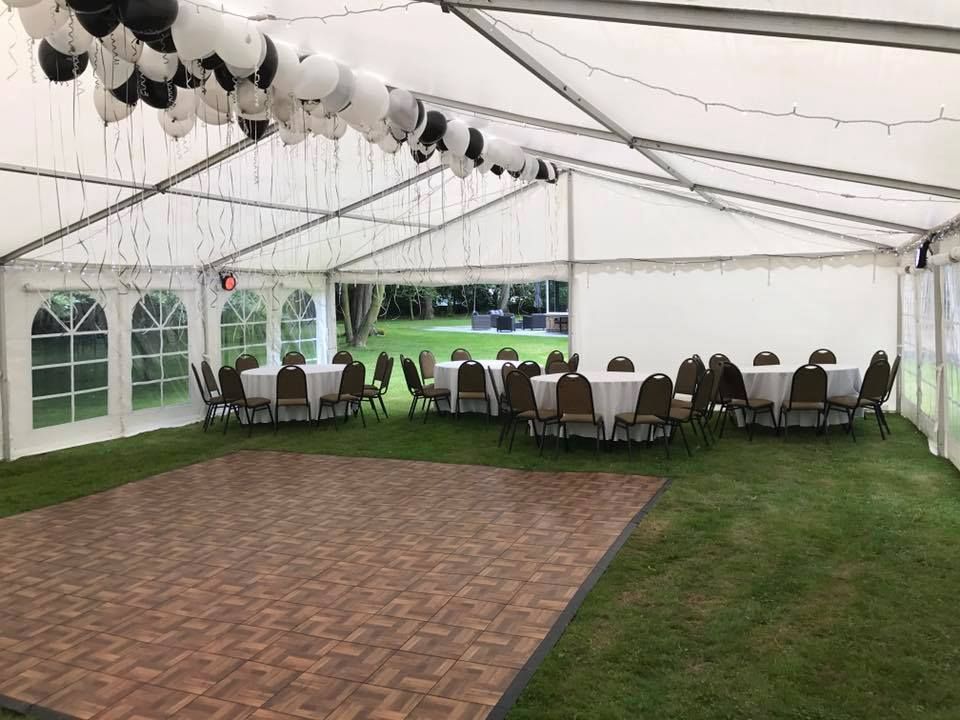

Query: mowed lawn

[1,318,959,719]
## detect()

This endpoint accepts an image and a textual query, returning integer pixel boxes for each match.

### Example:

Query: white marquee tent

[0,0,958,462]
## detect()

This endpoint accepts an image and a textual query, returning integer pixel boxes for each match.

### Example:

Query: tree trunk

[499,284,511,312]
[353,284,385,347]
[409,295,415,321]
[341,284,354,345]
[422,297,435,320]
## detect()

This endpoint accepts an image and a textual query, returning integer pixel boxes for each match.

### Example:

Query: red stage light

[220,272,237,291]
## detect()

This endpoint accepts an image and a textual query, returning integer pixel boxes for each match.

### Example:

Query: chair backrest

[675,358,698,395]
[419,350,436,381]
[691,369,715,414]
[692,354,706,378]
[809,348,837,365]
[201,360,220,396]
[718,363,748,403]
[860,359,890,402]
[235,354,259,372]
[753,351,780,366]
[191,364,209,403]
[546,350,564,367]
[276,365,308,401]
[568,353,580,372]
[546,360,571,374]
[635,373,673,418]
[451,348,472,361]
[379,356,395,394]
[332,350,353,365]
[708,353,729,375]
[606,356,635,373]
[282,351,306,366]
[401,355,425,394]
[497,347,519,361]
[871,349,888,365]
[557,373,596,421]
[218,366,246,402]
[373,352,389,384]
[883,355,901,402]
[339,361,366,397]
[458,360,487,395]
[500,362,517,386]
[506,369,537,415]
[788,364,827,407]
[519,360,541,378]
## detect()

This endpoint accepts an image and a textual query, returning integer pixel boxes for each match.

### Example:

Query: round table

[740,363,863,427]
[240,364,344,422]
[530,371,658,440]
[434,359,515,416]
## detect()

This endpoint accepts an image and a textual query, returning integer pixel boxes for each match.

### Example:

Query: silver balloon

[321,63,354,114]
[387,88,418,133]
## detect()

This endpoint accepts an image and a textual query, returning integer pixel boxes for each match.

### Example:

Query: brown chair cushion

[518,409,557,421]
[240,397,270,408]
[561,413,598,424]
[829,395,879,409]
[728,397,773,409]
[459,391,487,400]
[787,400,825,410]
[321,393,357,402]
[615,412,663,426]
[668,407,692,421]
[276,398,308,406]
[423,386,450,398]
[671,398,693,409]
[362,387,380,398]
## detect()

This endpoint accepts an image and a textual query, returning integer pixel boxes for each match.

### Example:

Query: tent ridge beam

[414,91,960,200]
[431,0,960,54]
[211,164,445,267]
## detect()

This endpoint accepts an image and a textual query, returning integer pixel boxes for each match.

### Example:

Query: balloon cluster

[9,0,558,182]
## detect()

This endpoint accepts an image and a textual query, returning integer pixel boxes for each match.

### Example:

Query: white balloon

[160,111,196,138]
[2,0,42,8]
[279,123,306,146]
[47,14,92,55]
[239,109,267,121]
[216,16,261,70]
[520,154,539,181]
[171,1,223,61]
[442,118,469,157]
[235,79,266,115]
[328,115,348,140]
[271,42,300,96]
[19,0,66,39]
[196,99,229,125]
[167,91,197,121]
[307,112,333,137]
[502,142,525,172]
[364,119,388,144]
[138,46,177,82]
[88,43,134,89]
[93,86,133,123]
[482,137,505,168]
[102,25,141,63]
[339,73,388,129]
[475,157,491,174]
[201,75,232,114]
[285,112,306,134]
[377,134,400,154]
[387,88,418,133]
[295,55,338,103]
[270,92,296,123]
[444,153,473,179]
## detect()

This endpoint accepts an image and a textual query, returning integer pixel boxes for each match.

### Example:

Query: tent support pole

[896,270,903,415]
[934,265,946,454]
[0,271,9,460]
[566,171,575,356]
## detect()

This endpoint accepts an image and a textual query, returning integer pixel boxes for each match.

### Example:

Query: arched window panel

[31,293,108,429]
[220,290,267,367]
[281,290,318,363]
[131,291,189,410]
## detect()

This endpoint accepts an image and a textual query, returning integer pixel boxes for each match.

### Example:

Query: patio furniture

[317,361,366,429]
[401,355,451,422]
[274,365,311,429]
[219,366,274,436]
[363,355,393,421]
[612,373,673,458]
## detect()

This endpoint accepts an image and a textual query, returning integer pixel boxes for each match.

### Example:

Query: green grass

[1,318,959,720]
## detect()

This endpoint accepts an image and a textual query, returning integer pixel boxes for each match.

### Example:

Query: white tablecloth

[531,371,660,440]
[740,364,862,427]
[434,359,513,416]
[240,364,344,422]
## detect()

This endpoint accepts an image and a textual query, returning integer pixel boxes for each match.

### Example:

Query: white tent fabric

[1,0,959,458]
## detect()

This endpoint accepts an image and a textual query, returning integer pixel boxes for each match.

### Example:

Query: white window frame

[220,290,268,366]
[131,291,190,410]
[280,289,319,362]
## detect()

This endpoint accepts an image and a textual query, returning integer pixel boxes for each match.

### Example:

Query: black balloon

[465,128,484,161]
[75,6,119,37]
[172,62,204,89]
[535,159,549,180]
[117,0,179,34]
[414,100,425,129]
[199,52,224,70]
[410,146,435,164]
[490,164,505,177]
[418,110,447,145]
[138,76,178,109]
[250,34,277,89]
[38,40,88,83]
[66,0,112,12]
[214,64,236,91]
[436,138,448,152]
[238,117,270,141]
[109,72,140,105]
[546,163,559,184]
[508,169,522,179]
[145,31,177,53]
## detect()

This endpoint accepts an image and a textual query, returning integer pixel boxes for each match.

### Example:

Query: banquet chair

[518,360,541,378]
[612,374,673,459]
[546,360,571,374]
[192,364,226,431]
[568,353,580,371]
[363,355,393,421]
[546,350,564,368]
[870,354,900,435]
[673,357,699,410]
[555,373,606,456]
[504,369,558,455]
[668,368,715,453]
[456,360,490,420]
[809,348,837,365]
[706,353,730,422]
[371,351,389,387]
[218,366,273,436]
[692,354,706,378]
[419,350,437,388]
[451,348,472,361]
[317,361,366,430]
[235,354,259,372]
[778,364,827,438]
[201,359,226,425]
[282,351,306,366]
[718,362,777,441]
[606,356,635,372]
[708,353,730,375]
[274,365,311,430]
[871,349,888,365]
[332,350,353,364]
[492,362,516,445]
[497,347,519,361]
[824,359,890,441]
[401,355,450,423]
[753,351,780,366]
